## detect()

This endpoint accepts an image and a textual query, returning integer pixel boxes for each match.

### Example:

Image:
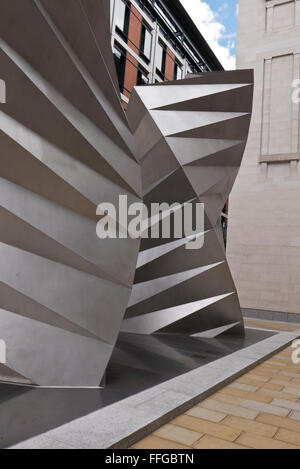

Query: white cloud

[222,32,237,40]
[179,0,236,70]
[218,3,229,13]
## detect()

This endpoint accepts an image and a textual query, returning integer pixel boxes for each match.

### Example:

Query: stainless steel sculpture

[0,0,253,387]
[0,0,142,387]
[123,70,254,337]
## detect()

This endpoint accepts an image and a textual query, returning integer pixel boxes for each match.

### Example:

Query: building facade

[227,0,300,321]
[110,0,223,108]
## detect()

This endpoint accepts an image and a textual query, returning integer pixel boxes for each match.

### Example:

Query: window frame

[174,60,183,81]
[137,66,150,86]
[115,0,131,42]
[155,40,167,79]
[113,42,127,93]
[140,22,152,63]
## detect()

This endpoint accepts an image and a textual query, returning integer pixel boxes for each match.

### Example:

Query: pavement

[132,319,300,449]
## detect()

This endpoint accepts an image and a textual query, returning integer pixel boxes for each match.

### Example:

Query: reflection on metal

[0,0,253,387]
[124,70,254,337]
[0,0,142,387]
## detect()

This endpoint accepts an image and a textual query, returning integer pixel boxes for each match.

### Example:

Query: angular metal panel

[0,0,253,386]
[124,71,254,337]
[0,0,141,387]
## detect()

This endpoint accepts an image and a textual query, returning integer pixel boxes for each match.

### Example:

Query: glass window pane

[143,28,152,59]
[113,44,126,93]
[155,43,163,71]
[115,0,130,36]
[140,25,152,61]
[156,42,166,76]
[115,0,126,31]
[137,68,149,86]
[174,62,183,80]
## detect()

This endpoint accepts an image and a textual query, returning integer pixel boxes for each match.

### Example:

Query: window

[113,44,126,93]
[155,41,166,78]
[140,23,152,62]
[115,0,130,40]
[137,67,149,86]
[174,61,183,80]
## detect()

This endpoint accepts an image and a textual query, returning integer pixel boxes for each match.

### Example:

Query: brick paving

[132,319,300,449]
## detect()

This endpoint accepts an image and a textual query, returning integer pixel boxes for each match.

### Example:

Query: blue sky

[213,0,238,55]
[180,0,239,70]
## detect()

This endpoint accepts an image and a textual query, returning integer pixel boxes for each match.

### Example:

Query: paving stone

[172,415,241,442]
[260,382,284,392]
[252,368,280,378]
[236,432,300,450]
[220,387,250,399]
[7,435,76,450]
[271,398,300,412]
[154,424,203,446]
[186,406,226,423]
[213,393,245,406]
[249,389,298,403]
[193,435,246,450]
[222,415,278,438]
[291,378,300,387]
[230,382,259,392]
[245,373,269,383]
[201,399,259,420]
[133,390,191,414]
[241,400,290,417]
[263,361,286,369]
[269,377,293,386]
[237,377,282,391]
[279,371,300,378]
[281,364,300,371]
[283,387,300,397]
[132,435,190,450]
[257,413,300,432]
[289,411,300,422]
[244,391,274,404]
[273,356,291,362]
[275,429,300,447]
[273,355,292,361]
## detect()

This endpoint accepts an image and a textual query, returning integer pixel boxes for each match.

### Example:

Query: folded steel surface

[124,70,254,337]
[0,0,142,387]
[0,0,253,387]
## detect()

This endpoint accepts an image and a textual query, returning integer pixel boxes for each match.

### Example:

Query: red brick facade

[123,54,138,100]
[165,48,175,81]
[123,6,142,101]
[128,6,142,54]
[121,5,177,108]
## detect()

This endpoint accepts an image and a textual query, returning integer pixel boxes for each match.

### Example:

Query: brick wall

[123,5,142,104]
[123,53,138,100]
[165,48,175,81]
[128,5,142,54]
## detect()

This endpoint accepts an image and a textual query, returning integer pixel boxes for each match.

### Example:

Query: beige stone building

[227,0,300,322]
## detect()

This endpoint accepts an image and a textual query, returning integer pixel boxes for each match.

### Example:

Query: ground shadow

[0,328,274,448]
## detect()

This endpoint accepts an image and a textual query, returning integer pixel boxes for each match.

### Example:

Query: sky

[179,0,239,70]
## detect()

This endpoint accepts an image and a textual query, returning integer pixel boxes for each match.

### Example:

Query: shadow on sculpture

[0,0,253,388]
[0,0,142,387]
[124,70,254,338]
